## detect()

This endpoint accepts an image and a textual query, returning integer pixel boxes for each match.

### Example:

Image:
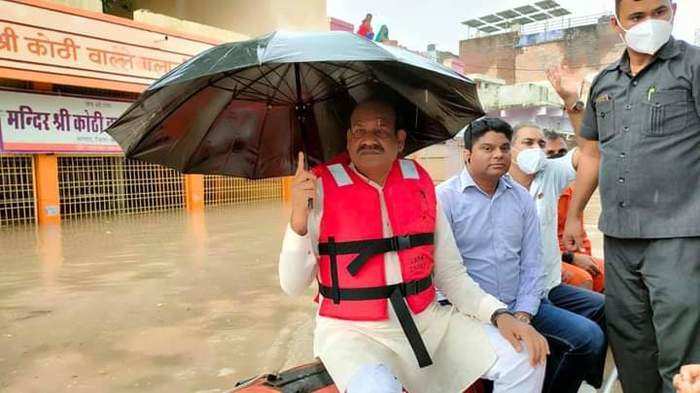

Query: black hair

[544,129,565,141]
[463,117,513,150]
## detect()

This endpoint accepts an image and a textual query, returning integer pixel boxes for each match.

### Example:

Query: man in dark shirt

[548,1,700,392]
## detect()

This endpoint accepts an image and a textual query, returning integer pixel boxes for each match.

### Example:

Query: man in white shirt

[508,123,606,390]
[279,99,547,393]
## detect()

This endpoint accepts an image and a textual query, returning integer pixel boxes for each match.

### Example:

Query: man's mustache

[357,144,385,154]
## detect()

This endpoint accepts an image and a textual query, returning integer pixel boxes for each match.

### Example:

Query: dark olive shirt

[581,37,700,238]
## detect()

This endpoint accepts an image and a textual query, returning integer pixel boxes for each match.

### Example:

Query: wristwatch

[566,100,585,114]
[515,313,532,324]
[562,251,575,264]
[491,308,514,327]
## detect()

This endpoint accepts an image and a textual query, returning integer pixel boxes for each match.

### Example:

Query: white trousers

[346,325,545,393]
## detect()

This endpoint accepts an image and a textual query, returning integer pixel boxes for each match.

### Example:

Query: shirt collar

[656,36,682,60]
[349,163,382,189]
[614,36,681,73]
[459,167,512,194]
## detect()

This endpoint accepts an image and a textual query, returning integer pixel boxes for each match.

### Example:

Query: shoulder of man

[679,38,700,62]
[502,175,537,217]
[582,60,621,115]
[310,164,327,178]
[502,174,531,200]
[405,158,433,180]
[436,172,460,195]
[589,61,619,91]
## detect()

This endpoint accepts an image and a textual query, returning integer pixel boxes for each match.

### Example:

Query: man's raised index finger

[296,151,306,175]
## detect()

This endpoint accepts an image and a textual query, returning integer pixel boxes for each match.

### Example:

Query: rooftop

[462,1,571,36]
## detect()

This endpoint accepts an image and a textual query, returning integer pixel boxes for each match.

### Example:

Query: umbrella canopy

[107,31,484,179]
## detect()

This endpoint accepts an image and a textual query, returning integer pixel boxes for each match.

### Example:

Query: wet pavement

[0,202,316,393]
[0,194,612,393]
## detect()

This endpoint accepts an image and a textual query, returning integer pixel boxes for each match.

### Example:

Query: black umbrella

[106,31,484,179]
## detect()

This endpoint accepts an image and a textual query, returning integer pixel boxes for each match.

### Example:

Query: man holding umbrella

[279,98,548,393]
[104,31,546,392]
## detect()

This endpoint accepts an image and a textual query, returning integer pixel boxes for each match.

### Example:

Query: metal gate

[0,155,36,226]
[58,156,185,219]
[204,176,282,206]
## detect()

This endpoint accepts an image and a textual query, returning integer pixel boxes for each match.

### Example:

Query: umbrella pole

[294,62,314,210]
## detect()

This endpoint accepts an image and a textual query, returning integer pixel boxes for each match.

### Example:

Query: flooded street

[0,194,607,393]
[0,202,316,393]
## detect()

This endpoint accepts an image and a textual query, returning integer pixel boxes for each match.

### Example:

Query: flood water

[0,194,609,393]
[0,202,316,393]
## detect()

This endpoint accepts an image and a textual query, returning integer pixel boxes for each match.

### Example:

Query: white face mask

[516,148,547,175]
[615,13,673,55]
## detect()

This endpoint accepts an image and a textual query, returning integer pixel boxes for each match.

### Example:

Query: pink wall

[330,17,354,32]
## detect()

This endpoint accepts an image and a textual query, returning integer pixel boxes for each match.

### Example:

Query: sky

[327,0,700,54]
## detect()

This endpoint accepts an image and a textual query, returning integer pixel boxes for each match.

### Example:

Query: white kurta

[279,165,506,393]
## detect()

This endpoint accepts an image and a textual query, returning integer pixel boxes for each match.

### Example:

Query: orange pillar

[33,82,53,91]
[30,82,61,225]
[34,154,61,225]
[184,174,205,212]
[282,176,293,202]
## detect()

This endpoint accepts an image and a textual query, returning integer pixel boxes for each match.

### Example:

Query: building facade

[0,0,328,227]
[455,12,624,134]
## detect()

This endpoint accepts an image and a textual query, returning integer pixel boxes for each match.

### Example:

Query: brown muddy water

[0,202,316,393]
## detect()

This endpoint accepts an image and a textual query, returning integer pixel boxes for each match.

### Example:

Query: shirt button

[623,126,629,132]
[632,80,638,86]
[619,201,627,208]
[618,177,625,184]
[620,152,626,158]
[625,104,632,110]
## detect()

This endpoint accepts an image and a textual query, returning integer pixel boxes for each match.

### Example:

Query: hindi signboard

[0,90,131,153]
[0,1,216,86]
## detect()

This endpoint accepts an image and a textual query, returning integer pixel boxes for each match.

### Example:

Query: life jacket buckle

[392,235,411,251]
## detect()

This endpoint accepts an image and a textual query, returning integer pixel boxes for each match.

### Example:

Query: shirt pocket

[642,90,690,137]
[595,100,616,143]
[500,213,524,249]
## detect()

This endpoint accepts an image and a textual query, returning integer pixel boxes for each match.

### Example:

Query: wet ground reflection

[0,202,316,393]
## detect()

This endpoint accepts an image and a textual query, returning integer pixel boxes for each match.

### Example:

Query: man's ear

[397,129,407,152]
[463,149,471,164]
[610,14,624,36]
